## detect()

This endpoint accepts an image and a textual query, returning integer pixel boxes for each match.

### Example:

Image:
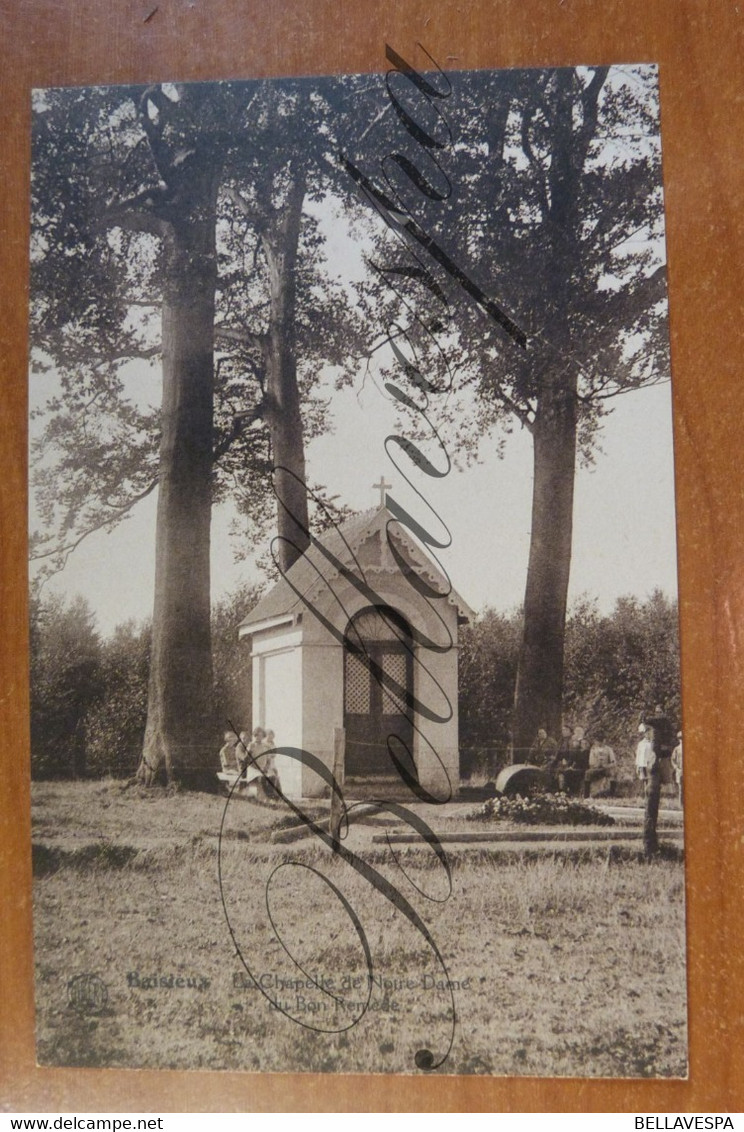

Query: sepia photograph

[27,56,686,1079]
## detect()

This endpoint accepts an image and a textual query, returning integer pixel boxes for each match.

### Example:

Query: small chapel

[237,484,474,799]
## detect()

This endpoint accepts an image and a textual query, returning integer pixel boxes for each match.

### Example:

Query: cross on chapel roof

[373,475,392,509]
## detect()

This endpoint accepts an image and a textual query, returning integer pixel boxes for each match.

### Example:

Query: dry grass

[32,781,687,1078]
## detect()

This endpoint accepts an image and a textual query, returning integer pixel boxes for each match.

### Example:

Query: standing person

[557,724,572,760]
[249,727,277,797]
[637,724,661,855]
[248,727,270,765]
[263,729,281,796]
[671,731,683,806]
[644,704,675,786]
[635,723,653,783]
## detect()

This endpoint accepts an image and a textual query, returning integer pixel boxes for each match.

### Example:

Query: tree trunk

[511,70,586,761]
[261,168,311,575]
[512,378,577,758]
[138,187,219,789]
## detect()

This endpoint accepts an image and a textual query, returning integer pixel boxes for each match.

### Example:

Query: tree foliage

[211,581,263,736]
[563,589,681,747]
[335,62,670,752]
[458,590,680,774]
[458,609,522,772]
[385,66,669,443]
[29,78,376,784]
[84,620,151,778]
[29,64,674,783]
[30,583,263,780]
[444,66,669,750]
[29,80,371,580]
[29,586,680,781]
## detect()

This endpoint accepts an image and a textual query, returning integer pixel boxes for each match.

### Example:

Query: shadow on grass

[32,842,140,877]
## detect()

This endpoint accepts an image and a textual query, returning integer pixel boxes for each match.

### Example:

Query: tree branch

[213,404,264,463]
[224,186,252,219]
[589,373,670,400]
[485,378,535,431]
[30,476,160,575]
[215,323,268,349]
[103,196,171,239]
[357,102,393,143]
[520,105,550,217]
[138,86,178,186]
[578,67,610,157]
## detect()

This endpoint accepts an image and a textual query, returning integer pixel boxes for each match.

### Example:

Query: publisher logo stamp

[67,973,108,1014]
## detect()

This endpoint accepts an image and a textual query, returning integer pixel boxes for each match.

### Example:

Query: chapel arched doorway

[343,605,415,779]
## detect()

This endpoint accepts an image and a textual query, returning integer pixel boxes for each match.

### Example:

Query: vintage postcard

[28,55,686,1077]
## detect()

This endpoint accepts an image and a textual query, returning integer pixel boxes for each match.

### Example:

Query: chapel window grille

[381,651,407,713]
[345,652,370,714]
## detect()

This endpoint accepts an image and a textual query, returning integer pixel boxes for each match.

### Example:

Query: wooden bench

[216,769,261,797]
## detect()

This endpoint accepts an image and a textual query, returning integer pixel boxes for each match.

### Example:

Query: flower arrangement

[469,792,616,827]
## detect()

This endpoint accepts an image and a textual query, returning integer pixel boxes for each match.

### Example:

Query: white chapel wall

[300,632,344,797]
[251,626,303,799]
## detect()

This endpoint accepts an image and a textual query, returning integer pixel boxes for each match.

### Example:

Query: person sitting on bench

[584,731,617,798]
[219,731,239,773]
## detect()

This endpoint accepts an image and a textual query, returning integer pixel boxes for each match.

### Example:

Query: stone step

[372,827,685,845]
[271,802,381,844]
[595,806,684,824]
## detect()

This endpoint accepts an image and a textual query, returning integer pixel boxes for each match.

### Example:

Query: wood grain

[1,0,742,1112]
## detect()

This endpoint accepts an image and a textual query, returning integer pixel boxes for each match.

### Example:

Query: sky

[30,366,679,638]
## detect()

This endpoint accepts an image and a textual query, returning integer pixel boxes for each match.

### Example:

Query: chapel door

[343,606,414,778]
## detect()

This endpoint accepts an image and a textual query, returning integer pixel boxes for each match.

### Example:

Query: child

[248,727,279,798]
[671,731,683,805]
[219,731,239,773]
[635,724,656,783]
[263,729,281,796]
[249,726,270,761]
[237,728,265,790]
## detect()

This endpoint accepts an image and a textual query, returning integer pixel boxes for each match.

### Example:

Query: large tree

[459,66,669,753]
[31,83,249,786]
[30,79,367,786]
[352,64,669,754]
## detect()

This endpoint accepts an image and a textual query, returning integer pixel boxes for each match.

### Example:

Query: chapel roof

[238,504,474,635]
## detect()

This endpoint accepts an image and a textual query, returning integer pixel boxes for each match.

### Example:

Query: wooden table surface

[1,0,742,1113]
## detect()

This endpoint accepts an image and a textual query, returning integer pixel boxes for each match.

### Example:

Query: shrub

[30,594,102,779]
[468,792,616,827]
[85,620,150,777]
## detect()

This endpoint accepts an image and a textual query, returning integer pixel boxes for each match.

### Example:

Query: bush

[563,591,681,756]
[30,594,102,778]
[32,582,264,780]
[211,582,262,736]
[458,609,521,769]
[468,792,616,827]
[85,620,151,777]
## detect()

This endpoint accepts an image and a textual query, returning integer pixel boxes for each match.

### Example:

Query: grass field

[32,780,688,1078]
